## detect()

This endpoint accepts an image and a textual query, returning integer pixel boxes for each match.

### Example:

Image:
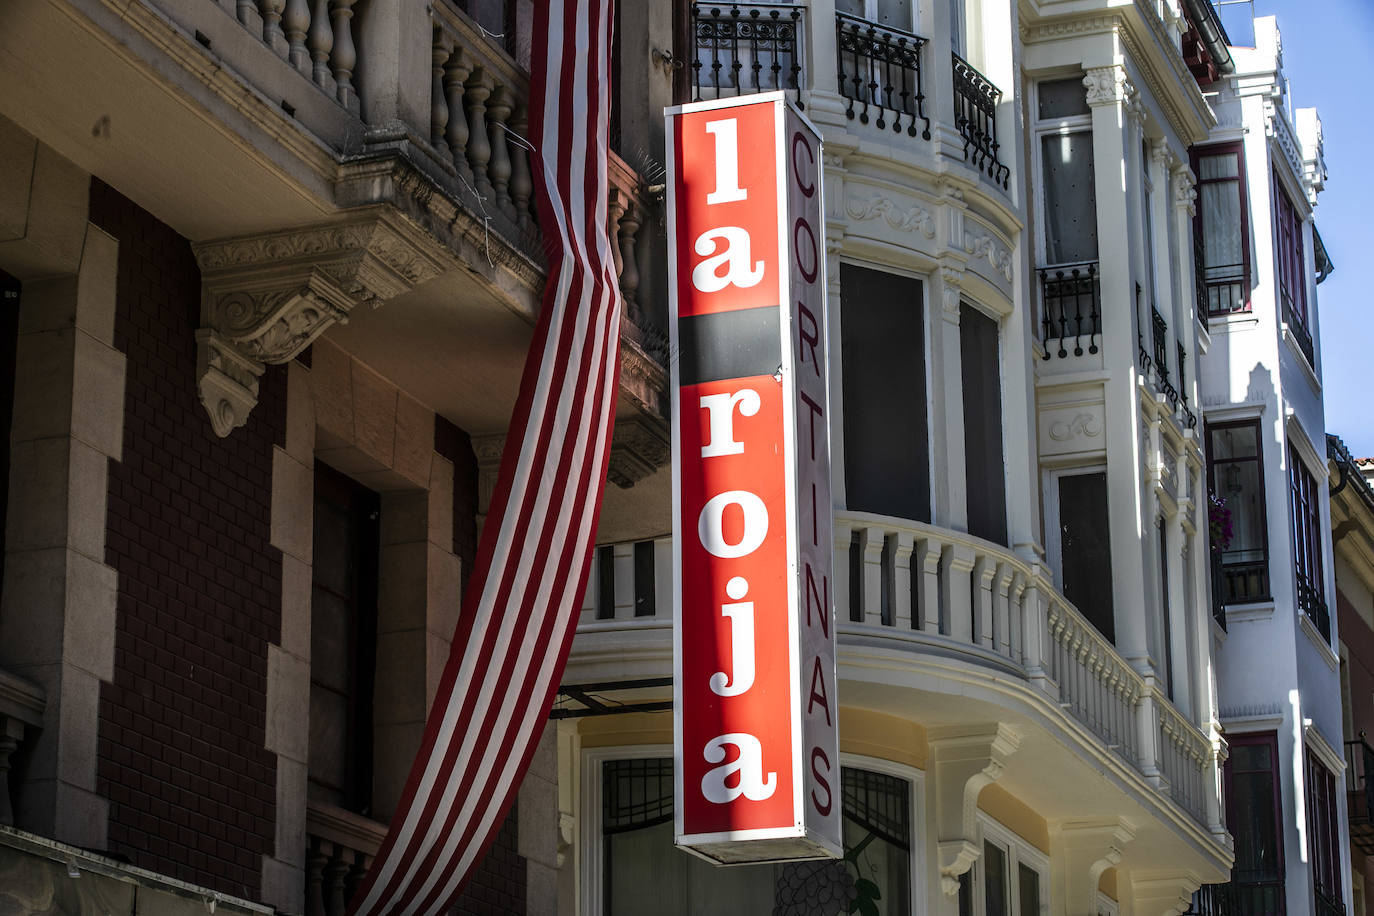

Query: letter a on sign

[668,93,840,864]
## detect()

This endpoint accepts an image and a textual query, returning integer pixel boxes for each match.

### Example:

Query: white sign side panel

[666,107,686,844]
[784,102,841,854]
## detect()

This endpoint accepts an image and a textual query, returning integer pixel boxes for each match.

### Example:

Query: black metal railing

[1151,306,1170,383]
[1203,263,1248,316]
[951,53,1008,189]
[1038,261,1099,359]
[1209,550,1228,631]
[1315,887,1346,916]
[1282,291,1316,366]
[690,2,805,107]
[1297,570,1330,642]
[1345,736,1374,854]
[1184,883,1236,915]
[835,12,930,139]
[1216,555,1270,604]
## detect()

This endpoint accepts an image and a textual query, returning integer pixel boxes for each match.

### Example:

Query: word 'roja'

[669,93,840,864]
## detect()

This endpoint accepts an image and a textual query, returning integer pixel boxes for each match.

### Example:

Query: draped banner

[349,1,621,912]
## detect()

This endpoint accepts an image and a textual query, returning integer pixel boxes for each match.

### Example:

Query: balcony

[1345,736,1374,854]
[689,2,805,106]
[1297,570,1330,642]
[573,513,1220,831]
[952,53,1009,189]
[1137,290,1197,429]
[1282,291,1317,367]
[835,12,931,139]
[1038,260,1100,359]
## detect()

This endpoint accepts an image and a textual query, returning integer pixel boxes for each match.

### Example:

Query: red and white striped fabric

[348,2,621,913]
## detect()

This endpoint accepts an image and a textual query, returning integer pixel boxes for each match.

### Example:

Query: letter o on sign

[698,490,769,558]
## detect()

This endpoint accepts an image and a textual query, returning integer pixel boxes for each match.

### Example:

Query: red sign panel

[668,93,839,863]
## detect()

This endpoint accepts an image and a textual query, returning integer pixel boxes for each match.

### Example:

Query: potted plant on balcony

[1208,493,1233,554]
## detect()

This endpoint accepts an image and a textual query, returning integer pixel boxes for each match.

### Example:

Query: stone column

[931,265,969,533]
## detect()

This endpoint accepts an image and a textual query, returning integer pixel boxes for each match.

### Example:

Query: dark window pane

[1041,132,1098,264]
[1018,862,1041,916]
[961,305,1007,546]
[1058,472,1115,642]
[983,841,1007,916]
[841,265,929,522]
[1037,77,1089,119]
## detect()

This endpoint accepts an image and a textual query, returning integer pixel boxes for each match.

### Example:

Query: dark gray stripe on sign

[677,305,781,386]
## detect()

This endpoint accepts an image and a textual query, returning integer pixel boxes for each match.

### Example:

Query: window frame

[1205,418,1272,603]
[1273,175,1309,331]
[966,814,1050,916]
[1304,744,1343,913]
[1031,76,1095,272]
[1223,730,1287,914]
[1191,142,1252,316]
[580,747,927,916]
[1288,440,1328,639]
[1043,464,1116,643]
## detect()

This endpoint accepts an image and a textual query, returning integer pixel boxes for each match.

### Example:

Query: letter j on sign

[668,93,840,864]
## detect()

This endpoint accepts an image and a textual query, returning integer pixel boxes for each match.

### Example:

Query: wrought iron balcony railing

[1298,570,1330,642]
[1215,554,1270,604]
[1184,883,1236,915]
[1345,736,1374,855]
[1151,305,1170,384]
[834,12,931,139]
[1209,550,1228,632]
[1038,261,1099,359]
[951,53,1008,189]
[689,2,805,107]
[1282,291,1316,366]
[1203,264,1248,316]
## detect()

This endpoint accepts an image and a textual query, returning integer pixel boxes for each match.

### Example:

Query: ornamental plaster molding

[607,416,671,489]
[845,194,937,240]
[192,209,458,437]
[1083,66,1135,108]
[930,724,1021,896]
[938,265,965,316]
[1264,100,1306,196]
[1172,166,1198,216]
[962,229,1014,283]
[1048,412,1102,441]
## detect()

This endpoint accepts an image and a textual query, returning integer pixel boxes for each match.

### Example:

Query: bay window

[1192,144,1250,315]
[1305,748,1343,916]
[1224,732,1285,914]
[1289,442,1328,641]
[1206,420,1270,603]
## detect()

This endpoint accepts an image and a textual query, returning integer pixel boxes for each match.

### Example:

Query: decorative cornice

[845,193,936,240]
[607,416,670,489]
[191,208,458,437]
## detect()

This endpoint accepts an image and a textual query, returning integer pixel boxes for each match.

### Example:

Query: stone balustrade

[576,513,1220,831]
[0,668,44,827]
[211,0,361,113]
[304,801,385,916]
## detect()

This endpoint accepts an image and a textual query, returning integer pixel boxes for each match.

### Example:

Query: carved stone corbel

[607,416,670,489]
[929,723,1022,895]
[1051,816,1136,915]
[191,207,456,436]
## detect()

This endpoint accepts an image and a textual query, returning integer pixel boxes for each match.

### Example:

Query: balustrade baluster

[607,191,627,282]
[465,72,495,202]
[328,0,357,112]
[305,842,327,916]
[259,0,286,54]
[617,201,642,311]
[237,0,256,28]
[307,0,333,89]
[432,30,452,157]
[443,50,474,181]
[324,850,349,916]
[891,532,914,630]
[509,105,533,228]
[283,0,310,70]
[486,86,515,219]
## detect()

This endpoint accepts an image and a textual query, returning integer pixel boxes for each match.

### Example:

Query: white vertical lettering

[702,733,776,803]
[710,577,756,697]
[698,490,769,558]
[699,389,761,458]
[705,119,747,204]
[692,228,765,292]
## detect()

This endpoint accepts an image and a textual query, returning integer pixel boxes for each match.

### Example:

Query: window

[961,304,1006,545]
[1289,442,1328,641]
[1305,748,1343,915]
[308,462,380,816]
[1034,78,1099,356]
[1047,470,1116,643]
[956,818,1047,916]
[1206,420,1270,602]
[1223,732,1285,914]
[1274,179,1309,332]
[836,0,916,30]
[1158,518,1174,701]
[841,265,930,523]
[1192,144,1250,315]
[592,754,917,915]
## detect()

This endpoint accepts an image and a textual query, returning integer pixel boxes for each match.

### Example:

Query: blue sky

[1224,0,1374,456]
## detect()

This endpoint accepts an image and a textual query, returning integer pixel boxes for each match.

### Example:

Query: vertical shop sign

[668,93,839,864]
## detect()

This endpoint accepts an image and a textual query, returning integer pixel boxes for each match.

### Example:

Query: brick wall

[90,180,284,899]
[453,802,527,916]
